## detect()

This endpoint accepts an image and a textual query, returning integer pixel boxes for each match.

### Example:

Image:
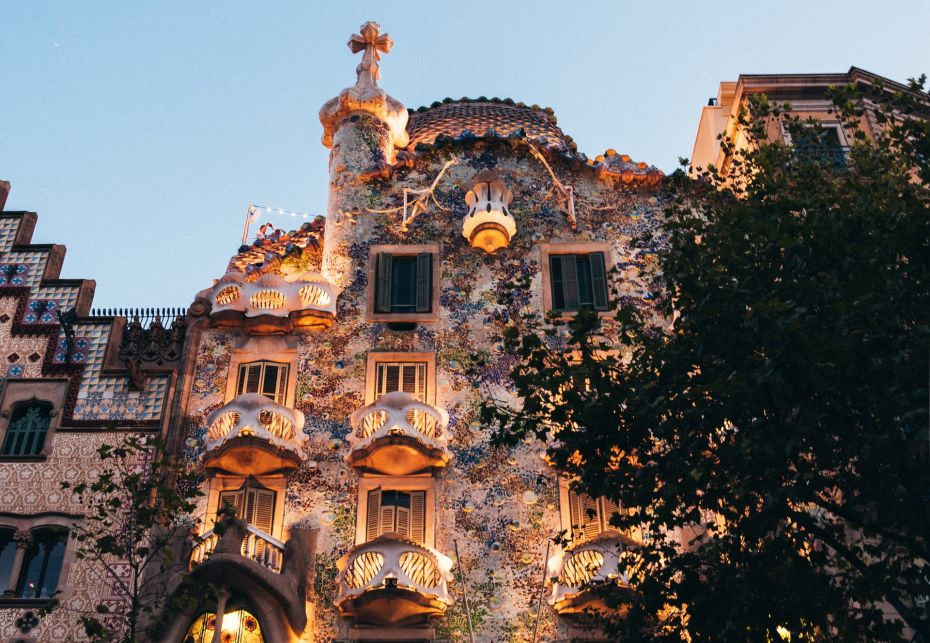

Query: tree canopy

[484,77,930,641]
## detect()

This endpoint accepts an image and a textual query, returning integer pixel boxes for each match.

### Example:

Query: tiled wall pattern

[183,130,665,642]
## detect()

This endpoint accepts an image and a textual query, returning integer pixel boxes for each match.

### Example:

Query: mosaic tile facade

[180,112,665,641]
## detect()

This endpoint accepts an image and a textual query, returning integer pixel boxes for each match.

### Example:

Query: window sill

[546,309,614,322]
[0,454,47,463]
[0,596,55,608]
[367,312,439,324]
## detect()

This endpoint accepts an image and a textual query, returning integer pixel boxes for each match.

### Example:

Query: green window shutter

[410,491,426,544]
[366,489,382,542]
[376,253,393,313]
[562,256,580,311]
[589,252,608,310]
[550,255,565,311]
[415,253,432,313]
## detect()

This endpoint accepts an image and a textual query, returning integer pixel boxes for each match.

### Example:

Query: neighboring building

[0,23,919,643]
[690,66,928,177]
[0,181,187,641]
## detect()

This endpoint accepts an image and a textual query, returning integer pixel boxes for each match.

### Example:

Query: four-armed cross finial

[348,21,393,89]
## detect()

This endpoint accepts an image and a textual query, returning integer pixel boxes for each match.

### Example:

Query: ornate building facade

[0,22,915,643]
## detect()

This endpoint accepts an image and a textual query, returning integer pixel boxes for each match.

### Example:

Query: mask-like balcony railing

[335,534,454,627]
[547,530,633,616]
[207,270,338,333]
[346,391,451,475]
[203,393,308,475]
[189,523,286,574]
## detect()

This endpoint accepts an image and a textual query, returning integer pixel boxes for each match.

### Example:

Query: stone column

[210,587,231,643]
[4,530,32,596]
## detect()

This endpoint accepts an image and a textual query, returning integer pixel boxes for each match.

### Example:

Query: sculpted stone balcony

[169,516,313,642]
[547,530,634,616]
[335,534,454,626]
[203,393,308,475]
[207,270,337,333]
[347,392,451,475]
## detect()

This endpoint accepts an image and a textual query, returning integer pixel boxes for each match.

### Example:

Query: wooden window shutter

[218,489,245,519]
[549,255,565,311]
[238,363,262,396]
[582,494,602,541]
[589,252,608,310]
[410,491,426,544]
[568,490,585,541]
[380,500,396,537]
[600,497,621,532]
[376,254,393,313]
[562,256,580,311]
[366,489,382,542]
[252,489,275,534]
[261,364,283,402]
[415,253,432,313]
[396,504,410,538]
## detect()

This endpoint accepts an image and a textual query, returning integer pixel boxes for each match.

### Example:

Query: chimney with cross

[319,21,409,172]
[319,22,410,291]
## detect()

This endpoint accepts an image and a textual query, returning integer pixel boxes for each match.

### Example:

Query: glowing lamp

[462,171,516,254]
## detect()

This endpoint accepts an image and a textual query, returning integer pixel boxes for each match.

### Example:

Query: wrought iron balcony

[346,392,451,475]
[206,270,337,333]
[203,393,308,474]
[335,534,454,626]
[189,523,285,574]
[547,530,633,616]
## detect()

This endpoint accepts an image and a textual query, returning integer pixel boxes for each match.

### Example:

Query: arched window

[16,527,67,598]
[1,400,52,457]
[184,609,264,643]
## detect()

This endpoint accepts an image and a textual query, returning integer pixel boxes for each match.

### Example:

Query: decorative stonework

[319,21,409,151]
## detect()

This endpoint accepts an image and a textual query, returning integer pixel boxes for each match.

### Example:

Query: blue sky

[2,1,928,308]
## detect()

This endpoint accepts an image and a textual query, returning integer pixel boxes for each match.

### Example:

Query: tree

[60,434,205,642]
[484,77,930,641]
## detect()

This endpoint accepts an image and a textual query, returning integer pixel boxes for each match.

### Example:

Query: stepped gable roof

[406,98,572,152]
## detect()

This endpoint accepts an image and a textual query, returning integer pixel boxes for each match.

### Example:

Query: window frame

[1,400,52,458]
[783,120,850,169]
[557,478,632,546]
[539,243,613,319]
[203,473,287,541]
[0,514,79,605]
[224,337,298,407]
[356,475,436,548]
[0,380,68,461]
[366,244,441,323]
[365,352,437,406]
[235,360,290,404]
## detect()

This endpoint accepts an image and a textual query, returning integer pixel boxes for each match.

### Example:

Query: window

[567,490,620,543]
[184,609,264,643]
[549,253,609,313]
[374,361,428,402]
[375,252,433,314]
[0,528,15,592]
[15,527,68,598]
[236,361,289,404]
[367,245,440,322]
[1,400,52,457]
[366,488,426,544]
[217,480,276,535]
[791,123,848,169]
